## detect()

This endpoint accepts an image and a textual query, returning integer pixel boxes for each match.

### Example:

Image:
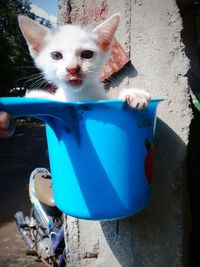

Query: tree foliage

[0,0,39,95]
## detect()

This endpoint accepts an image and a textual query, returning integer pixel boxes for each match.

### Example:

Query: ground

[0,123,49,267]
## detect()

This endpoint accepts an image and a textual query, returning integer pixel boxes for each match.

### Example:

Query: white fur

[19,14,151,108]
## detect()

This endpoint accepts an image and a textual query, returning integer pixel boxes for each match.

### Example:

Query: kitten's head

[18,14,120,91]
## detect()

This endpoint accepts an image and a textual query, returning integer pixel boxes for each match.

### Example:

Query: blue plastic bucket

[0,97,161,220]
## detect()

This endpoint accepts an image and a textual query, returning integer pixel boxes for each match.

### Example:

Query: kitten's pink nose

[66,66,80,75]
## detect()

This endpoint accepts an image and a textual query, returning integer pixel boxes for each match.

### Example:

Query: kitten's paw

[119,88,151,109]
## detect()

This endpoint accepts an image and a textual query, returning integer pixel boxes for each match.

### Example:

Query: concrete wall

[58,0,192,266]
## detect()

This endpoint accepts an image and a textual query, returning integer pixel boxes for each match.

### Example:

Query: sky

[30,0,58,23]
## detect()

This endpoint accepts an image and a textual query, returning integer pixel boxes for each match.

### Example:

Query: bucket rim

[0,97,163,106]
[65,98,164,104]
[49,98,164,105]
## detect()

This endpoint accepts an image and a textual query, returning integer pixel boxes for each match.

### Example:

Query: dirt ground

[0,123,49,267]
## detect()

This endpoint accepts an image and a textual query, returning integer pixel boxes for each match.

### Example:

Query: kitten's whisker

[15,75,40,84]
[27,77,46,90]
[29,81,47,90]
[14,66,38,69]
[34,79,49,89]
[15,73,43,84]
[23,79,44,89]
[24,75,44,85]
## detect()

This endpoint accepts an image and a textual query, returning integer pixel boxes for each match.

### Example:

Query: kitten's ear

[18,15,50,57]
[92,14,120,52]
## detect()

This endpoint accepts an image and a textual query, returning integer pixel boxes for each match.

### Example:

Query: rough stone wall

[58,1,192,266]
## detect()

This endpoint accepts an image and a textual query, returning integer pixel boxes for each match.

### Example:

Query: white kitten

[18,14,150,108]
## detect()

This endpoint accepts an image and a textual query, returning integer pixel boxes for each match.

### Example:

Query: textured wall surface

[58,0,192,266]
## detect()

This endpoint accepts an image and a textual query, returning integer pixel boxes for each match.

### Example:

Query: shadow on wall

[100,119,188,267]
[104,61,138,90]
[177,1,200,266]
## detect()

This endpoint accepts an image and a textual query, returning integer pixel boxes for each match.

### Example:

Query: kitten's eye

[81,50,94,59]
[51,51,63,60]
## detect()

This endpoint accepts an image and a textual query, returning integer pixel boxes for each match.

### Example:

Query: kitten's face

[18,14,120,91]
[35,26,104,90]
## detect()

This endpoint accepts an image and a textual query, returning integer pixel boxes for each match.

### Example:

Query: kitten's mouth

[68,75,83,87]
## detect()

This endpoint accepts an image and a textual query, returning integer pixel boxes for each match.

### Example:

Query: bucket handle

[0,97,79,135]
